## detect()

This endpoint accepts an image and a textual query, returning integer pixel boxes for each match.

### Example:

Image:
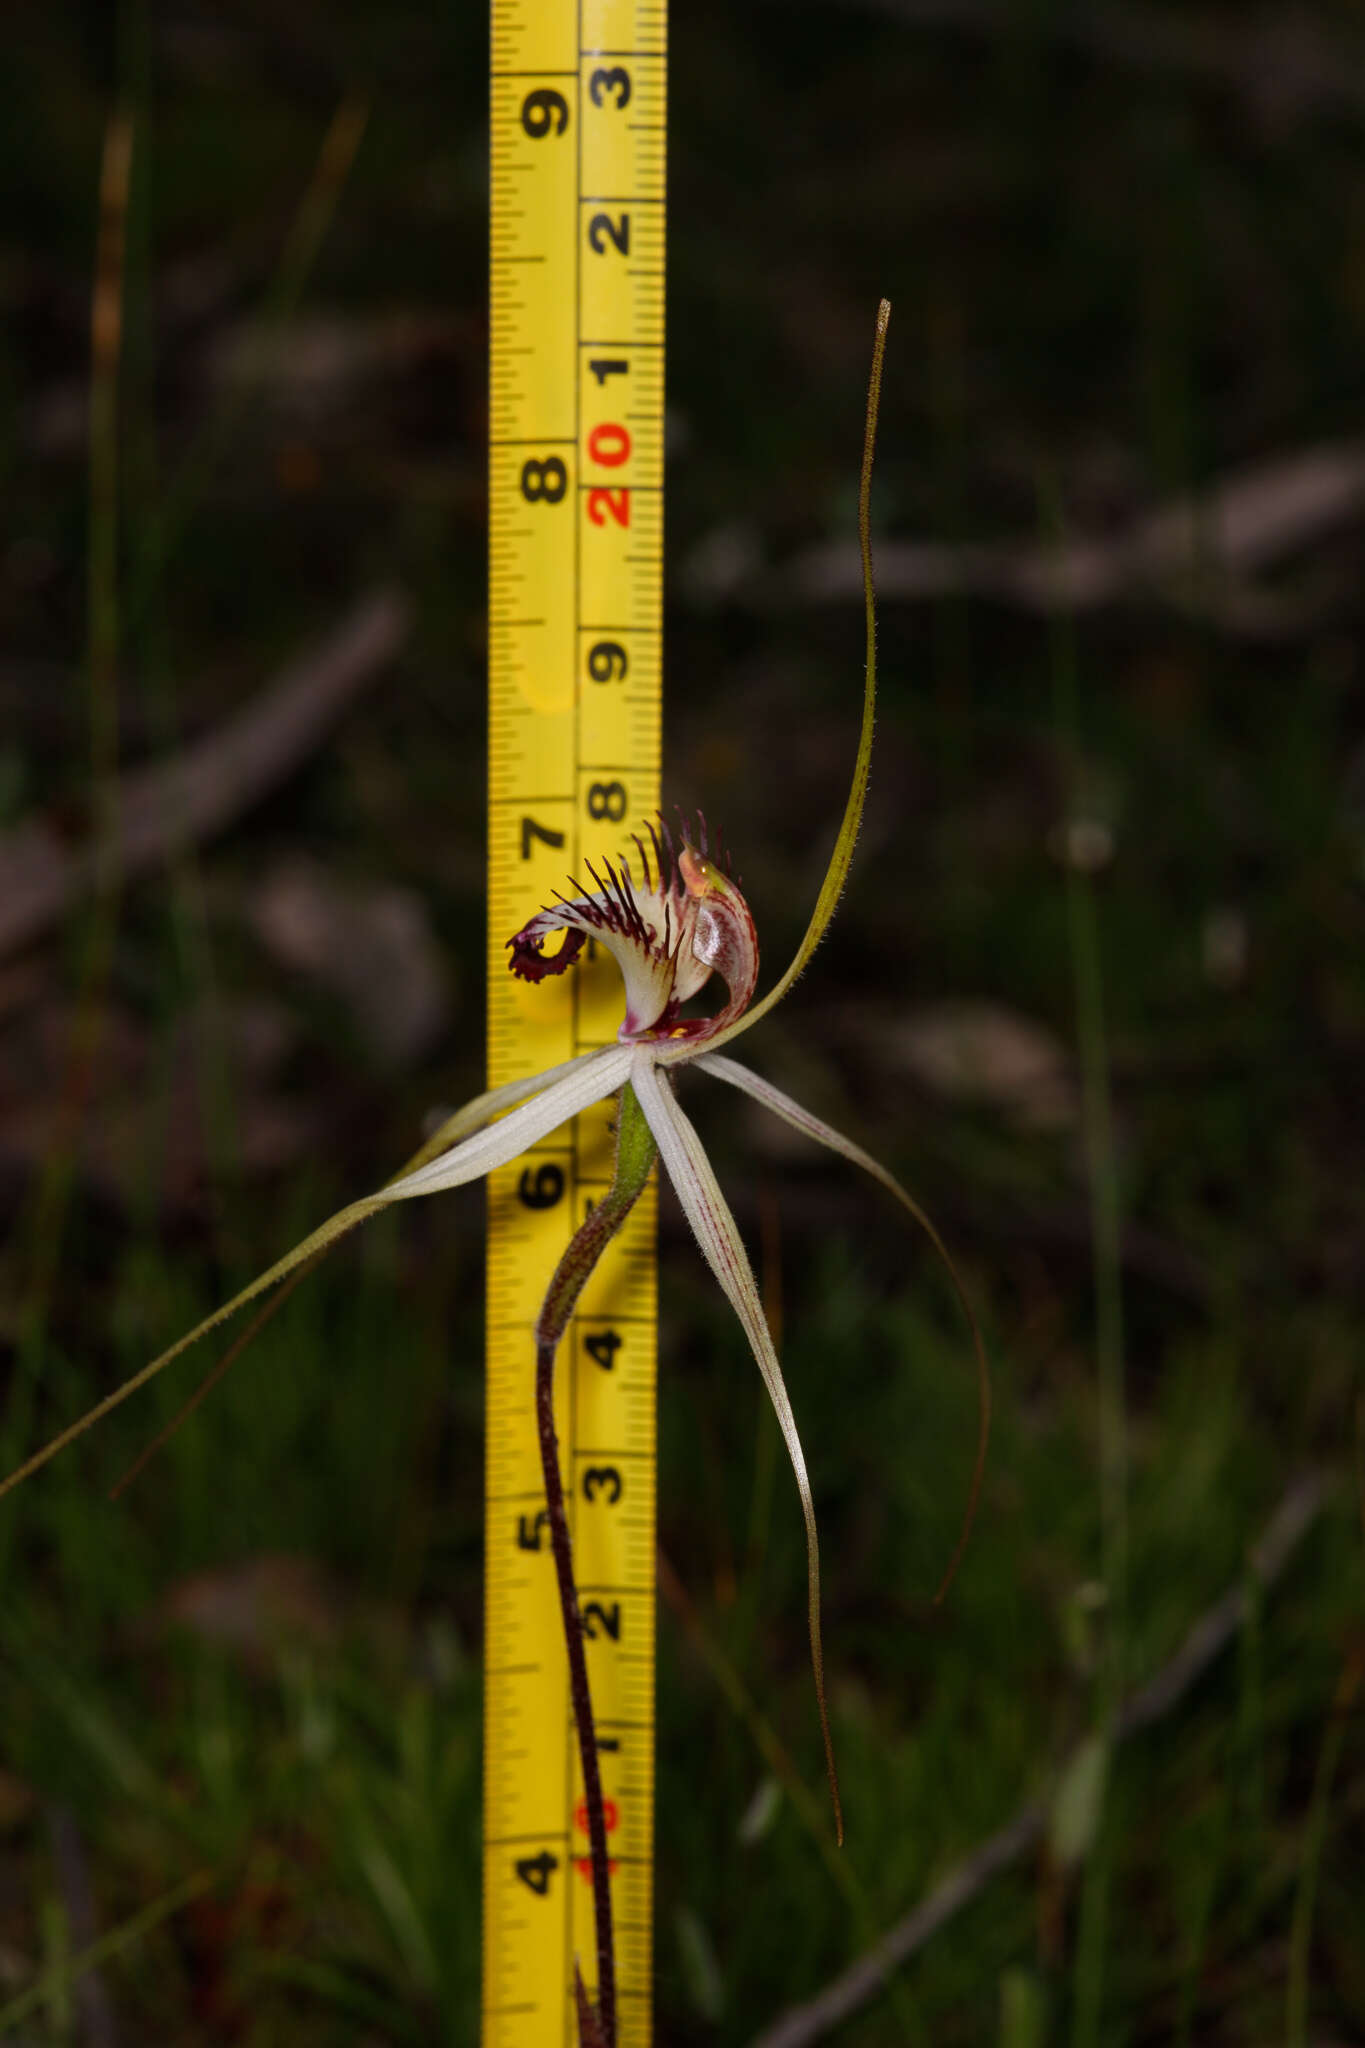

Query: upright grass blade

[125,95,370,633]
[1042,481,1128,2048]
[1,112,135,1583]
[2,93,373,1516]
[1286,1644,1365,2048]
[0,1868,217,2035]
[656,1546,925,2044]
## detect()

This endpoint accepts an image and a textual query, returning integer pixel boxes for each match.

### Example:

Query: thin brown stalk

[532,1083,658,2048]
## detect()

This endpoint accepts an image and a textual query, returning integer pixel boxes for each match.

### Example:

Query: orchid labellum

[0,302,987,2047]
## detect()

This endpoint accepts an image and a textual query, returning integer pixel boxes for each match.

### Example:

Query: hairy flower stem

[533,1080,658,2048]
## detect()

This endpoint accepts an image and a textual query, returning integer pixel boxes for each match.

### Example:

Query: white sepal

[629,1047,842,1843]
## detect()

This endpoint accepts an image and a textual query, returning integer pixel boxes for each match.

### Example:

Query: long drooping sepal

[700,298,889,1061]
[0,1045,632,1505]
[629,1049,844,1846]
[697,1052,991,1601]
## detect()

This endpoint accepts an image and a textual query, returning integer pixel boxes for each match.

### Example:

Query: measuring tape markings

[487,0,664,2038]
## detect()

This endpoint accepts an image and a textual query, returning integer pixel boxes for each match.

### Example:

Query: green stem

[532,1081,657,2048]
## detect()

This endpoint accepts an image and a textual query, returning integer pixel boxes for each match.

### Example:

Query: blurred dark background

[1,2,1363,2042]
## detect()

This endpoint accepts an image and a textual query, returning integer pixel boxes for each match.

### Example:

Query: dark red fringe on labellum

[505,812,738,991]
[506,841,673,987]
[507,924,587,983]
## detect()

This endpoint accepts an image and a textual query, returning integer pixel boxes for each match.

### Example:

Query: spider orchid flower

[0,300,985,1845]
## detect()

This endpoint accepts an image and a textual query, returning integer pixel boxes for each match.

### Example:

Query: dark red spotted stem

[533,1080,657,2048]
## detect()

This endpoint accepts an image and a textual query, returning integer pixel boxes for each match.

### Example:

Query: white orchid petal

[395,1051,621,1184]
[0,1045,637,1508]
[386,1045,634,1200]
[630,1049,842,1844]
[698,1051,991,1599]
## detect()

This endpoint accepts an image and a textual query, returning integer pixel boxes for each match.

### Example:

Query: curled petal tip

[508,924,587,984]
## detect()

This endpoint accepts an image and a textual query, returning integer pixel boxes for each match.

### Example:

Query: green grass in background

[1,0,1362,2041]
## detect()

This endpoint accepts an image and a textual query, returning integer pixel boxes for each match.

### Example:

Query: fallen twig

[760,444,1365,638]
[749,1469,1330,2048]
[0,588,411,962]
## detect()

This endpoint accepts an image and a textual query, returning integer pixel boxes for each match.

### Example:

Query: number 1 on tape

[485,1,665,2040]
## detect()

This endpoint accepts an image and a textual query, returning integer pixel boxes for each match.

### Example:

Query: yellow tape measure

[485,0,665,2039]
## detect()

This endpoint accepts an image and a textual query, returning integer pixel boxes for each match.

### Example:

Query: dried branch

[777,444,1365,637]
[749,1469,1330,2048]
[0,588,410,963]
